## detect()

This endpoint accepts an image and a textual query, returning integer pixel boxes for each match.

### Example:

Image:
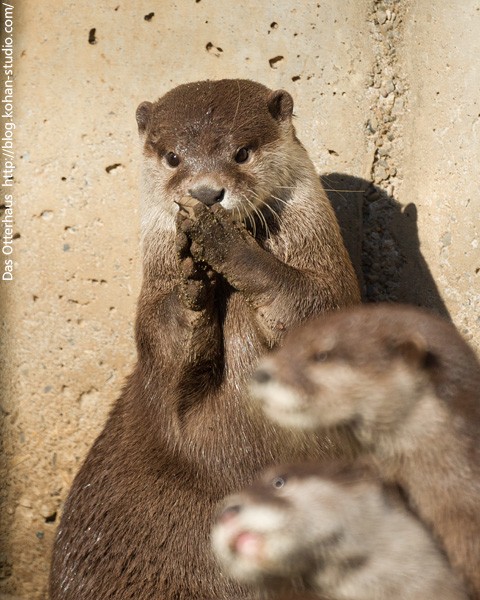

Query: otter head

[136,79,308,234]
[250,305,438,446]
[211,461,379,586]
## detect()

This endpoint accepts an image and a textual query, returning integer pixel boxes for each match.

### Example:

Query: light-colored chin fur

[249,380,319,430]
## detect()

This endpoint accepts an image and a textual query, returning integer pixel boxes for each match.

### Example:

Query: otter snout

[252,367,273,385]
[188,185,225,206]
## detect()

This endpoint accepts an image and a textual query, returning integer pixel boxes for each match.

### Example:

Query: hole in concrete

[268,55,284,69]
[105,163,122,173]
[144,12,154,21]
[45,512,57,524]
[206,42,223,55]
[88,28,97,45]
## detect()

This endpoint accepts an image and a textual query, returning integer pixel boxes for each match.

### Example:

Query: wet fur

[49,79,360,600]
[251,304,480,599]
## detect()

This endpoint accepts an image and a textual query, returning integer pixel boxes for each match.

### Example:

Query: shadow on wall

[321,172,450,320]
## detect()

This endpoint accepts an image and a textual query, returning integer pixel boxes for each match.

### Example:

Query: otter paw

[176,255,215,311]
[177,277,210,312]
[175,214,216,312]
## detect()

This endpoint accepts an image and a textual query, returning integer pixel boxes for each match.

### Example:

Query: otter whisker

[229,113,262,135]
[227,80,242,137]
[322,189,365,193]
[247,192,271,236]
[247,190,276,238]
[241,194,262,238]
[259,201,280,228]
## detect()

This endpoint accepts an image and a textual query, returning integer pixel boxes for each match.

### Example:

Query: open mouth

[229,530,265,559]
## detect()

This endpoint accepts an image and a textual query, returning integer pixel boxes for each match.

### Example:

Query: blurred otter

[251,304,480,598]
[213,460,466,600]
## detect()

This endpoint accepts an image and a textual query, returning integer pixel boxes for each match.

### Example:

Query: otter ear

[267,90,294,122]
[393,333,436,370]
[136,101,153,134]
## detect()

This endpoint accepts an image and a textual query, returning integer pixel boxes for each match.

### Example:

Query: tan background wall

[1,0,478,598]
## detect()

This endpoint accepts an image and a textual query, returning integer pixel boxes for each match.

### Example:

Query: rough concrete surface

[0,0,478,598]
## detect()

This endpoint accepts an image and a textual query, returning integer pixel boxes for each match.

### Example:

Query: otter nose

[188,186,225,206]
[252,368,272,385]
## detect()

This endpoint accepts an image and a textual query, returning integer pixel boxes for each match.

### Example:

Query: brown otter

[49,79,360,599]
[212,461,467,600]
[250,303,480,598]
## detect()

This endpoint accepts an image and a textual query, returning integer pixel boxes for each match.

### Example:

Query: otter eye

[312,351,329,362]
[272,476,286,489]
[165,152,180,168]
[234,147,250,164]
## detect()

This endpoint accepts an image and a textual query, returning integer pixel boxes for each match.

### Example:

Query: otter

[250,303,480,598]
[212,461,467,600]
[49,79,360,599]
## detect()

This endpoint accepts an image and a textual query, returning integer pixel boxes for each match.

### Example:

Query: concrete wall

[1,0,478,597]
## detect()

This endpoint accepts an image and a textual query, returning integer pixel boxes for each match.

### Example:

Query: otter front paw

[177,197,256,276]
[175,208,216,312]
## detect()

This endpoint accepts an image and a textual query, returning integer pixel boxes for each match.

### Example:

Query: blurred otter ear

[136,101,153,134]
[267,90,294,122]
[394,333,437,370]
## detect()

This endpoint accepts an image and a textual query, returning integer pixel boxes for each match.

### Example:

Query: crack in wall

[362,0,407,302]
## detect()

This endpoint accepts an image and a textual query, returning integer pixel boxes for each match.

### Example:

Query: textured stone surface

[0,0,478,598]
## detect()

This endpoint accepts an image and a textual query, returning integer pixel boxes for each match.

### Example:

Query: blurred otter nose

[252,368,272,385]
[188,186,225,206]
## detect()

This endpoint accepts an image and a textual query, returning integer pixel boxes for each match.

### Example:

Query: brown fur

[49,79,360,600]
[212,460,466,600]
[251,304,480,599]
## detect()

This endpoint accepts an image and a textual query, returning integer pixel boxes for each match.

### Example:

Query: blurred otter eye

[165,152,180,168]
[234,147,250,164]
[272,476,286,489]
[312,351,329,362]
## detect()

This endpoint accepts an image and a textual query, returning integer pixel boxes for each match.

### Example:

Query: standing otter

[251,303,480,598]
[49,79,360,600]
[212,461,467,600]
